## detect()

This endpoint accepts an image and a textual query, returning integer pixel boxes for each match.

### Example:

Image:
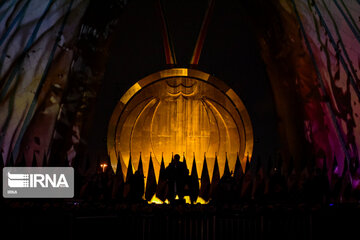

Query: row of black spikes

[2,150,358,180]
[115,152,359,180]
[110,153,253,202]
[116,153,248,179]
[0,152,48,167]
[2,150,352,203]
[109,153,359,203]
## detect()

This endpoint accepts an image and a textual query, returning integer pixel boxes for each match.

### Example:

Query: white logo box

[3,167,74,198]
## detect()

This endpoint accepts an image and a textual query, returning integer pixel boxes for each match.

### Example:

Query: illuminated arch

[107,68,253,179]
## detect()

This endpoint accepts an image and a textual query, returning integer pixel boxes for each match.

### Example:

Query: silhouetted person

[165,154,189,203]
[216,171,236,204]
[306,168,323,204]
[286,168,299,204]
[127,170,145,203]
[268,167,287,203]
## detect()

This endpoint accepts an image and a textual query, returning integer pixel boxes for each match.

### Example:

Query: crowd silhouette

[1,151,360,206]
[2,151,360,240]
[73,152,360,206]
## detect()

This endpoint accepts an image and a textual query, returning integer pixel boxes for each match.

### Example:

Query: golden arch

[107,68,253,180]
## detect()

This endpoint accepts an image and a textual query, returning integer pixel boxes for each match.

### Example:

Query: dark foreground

[2,199,360,240]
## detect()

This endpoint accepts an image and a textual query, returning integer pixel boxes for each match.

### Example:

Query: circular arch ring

[107,68,253,172]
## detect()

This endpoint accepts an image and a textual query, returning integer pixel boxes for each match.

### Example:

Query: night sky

[88,0,279,159]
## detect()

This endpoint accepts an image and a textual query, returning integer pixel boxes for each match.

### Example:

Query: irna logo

[7,172,69,188]
[3,167,74,198]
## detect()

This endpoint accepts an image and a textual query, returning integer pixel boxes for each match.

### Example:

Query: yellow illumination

[148,195,166,204]
[100,163,108,173]
[195,197,209,204]
[160,68,188,78]
[184,196,191,204]
[148,194,207,205]
[120,83,141,104]
[108,68,253,189]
